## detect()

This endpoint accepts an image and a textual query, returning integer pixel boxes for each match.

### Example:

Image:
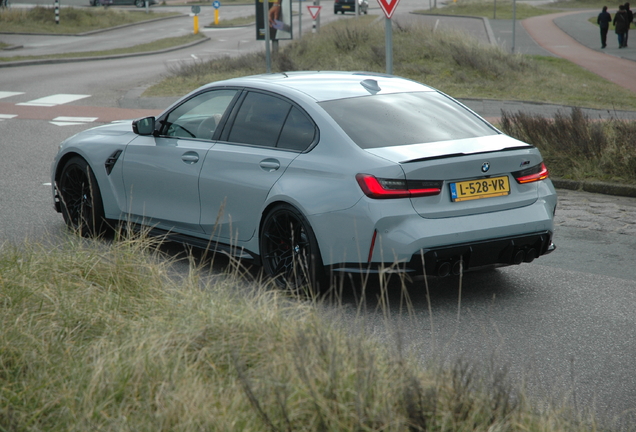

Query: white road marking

[0,91,25,100]
[17,94,90,107]
[53,116,98,123]
[43,183,52,186]
[49,121,91,126]
[0,114,18,120]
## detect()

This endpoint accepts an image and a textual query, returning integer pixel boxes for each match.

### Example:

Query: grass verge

[0,6,179,34]
[205,14,255,27]
[146,16,636,112]
[0,233,592,431]
[0,33,205,62]
[420,0,614,19]
[501,107,636,184]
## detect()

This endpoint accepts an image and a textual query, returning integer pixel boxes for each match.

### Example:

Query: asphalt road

[1,2,636,430]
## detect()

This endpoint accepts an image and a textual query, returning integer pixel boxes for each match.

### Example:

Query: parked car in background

[51,71,556,291]
[334,0,368,14]
[91,0,156,7]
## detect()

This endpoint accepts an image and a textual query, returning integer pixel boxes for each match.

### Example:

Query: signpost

[376,0,400,74]
[191,5,200,34]
[213,0,220,25]
[307,5,321,33]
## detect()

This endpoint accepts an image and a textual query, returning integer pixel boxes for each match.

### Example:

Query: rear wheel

[58,156,108,237]
[260,204,326,292]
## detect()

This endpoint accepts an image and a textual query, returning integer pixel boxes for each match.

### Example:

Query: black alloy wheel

[58,157,108,237]
[260,204,326,292]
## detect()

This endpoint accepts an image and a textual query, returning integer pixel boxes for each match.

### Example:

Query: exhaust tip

[452,260,464,276]
[524,248,537,263]
[437,261,451,278]
[513,250,525,265]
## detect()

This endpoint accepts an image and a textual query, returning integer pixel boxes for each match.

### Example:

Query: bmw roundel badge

[481,162,490,173]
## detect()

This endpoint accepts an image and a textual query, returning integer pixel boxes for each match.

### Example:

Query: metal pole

[385,17,393,74]
[298,0,302,37]
[263,0,271,72]
[55,0,59,25]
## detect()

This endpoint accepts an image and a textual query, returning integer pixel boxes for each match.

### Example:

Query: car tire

[58,156,109,237]
[260,204,327,293]
[135,0,145,7]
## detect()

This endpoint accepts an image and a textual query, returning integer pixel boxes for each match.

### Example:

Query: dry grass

[0,230,594,431]
[144,17,636,111]
[501,107,636,184]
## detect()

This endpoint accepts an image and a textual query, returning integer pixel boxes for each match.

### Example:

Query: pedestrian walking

[625,2,634,46]
[614,4,629,48]
[598,6,612,48]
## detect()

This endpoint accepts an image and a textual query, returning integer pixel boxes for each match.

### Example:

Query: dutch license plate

[343,5,351,8]
[450,176,510,202]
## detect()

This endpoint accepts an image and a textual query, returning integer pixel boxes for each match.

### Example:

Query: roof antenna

[360,79,381,94]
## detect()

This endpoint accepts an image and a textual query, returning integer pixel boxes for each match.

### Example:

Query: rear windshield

[318,91,498,149]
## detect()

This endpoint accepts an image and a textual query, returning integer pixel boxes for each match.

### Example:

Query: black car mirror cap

[132,117,156,136]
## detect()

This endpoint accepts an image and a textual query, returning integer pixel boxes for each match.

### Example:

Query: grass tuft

[501,107,636,184]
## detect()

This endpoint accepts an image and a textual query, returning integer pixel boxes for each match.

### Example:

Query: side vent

[105,150,122,175]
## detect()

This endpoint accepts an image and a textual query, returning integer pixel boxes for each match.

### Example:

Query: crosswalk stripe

[0,114,18,120]
[0,92,24,100]
[17,94,90,107]
[53,116,98,123]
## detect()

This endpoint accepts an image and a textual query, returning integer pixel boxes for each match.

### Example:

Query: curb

[0,13,183,38]
[0,35,209,68]
[552,178,636,198]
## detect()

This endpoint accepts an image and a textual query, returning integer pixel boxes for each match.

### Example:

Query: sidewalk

[523,10,636,94]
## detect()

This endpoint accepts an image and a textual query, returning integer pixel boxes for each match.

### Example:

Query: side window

[227,92,291,147]
[161,89,237,140]
[277,106,316,151]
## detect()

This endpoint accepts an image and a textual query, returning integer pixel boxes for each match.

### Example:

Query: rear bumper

[329,231,555,277]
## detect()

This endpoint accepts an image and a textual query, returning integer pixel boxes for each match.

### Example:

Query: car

[334,0,368,14]
[51,71,557,290]
[91,0,156,8]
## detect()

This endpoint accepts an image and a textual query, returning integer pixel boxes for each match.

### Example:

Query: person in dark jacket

[598,6,613,48]
[624,3,634,47]
[614,5,629,48]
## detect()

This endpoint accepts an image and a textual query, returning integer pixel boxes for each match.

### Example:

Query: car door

[199,90,317,242]
[121,89,238,234]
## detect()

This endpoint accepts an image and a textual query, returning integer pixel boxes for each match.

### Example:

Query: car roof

[204,71,436,102]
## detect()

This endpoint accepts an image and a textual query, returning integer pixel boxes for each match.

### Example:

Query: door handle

[260,158,280,172]
[182,152,199,164]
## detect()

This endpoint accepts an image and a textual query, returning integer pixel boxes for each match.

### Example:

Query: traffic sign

[307,5,321,20]
[376,0,400,19]
[212,0,220,8]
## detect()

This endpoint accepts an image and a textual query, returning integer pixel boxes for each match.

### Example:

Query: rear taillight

[356,174,442,199]
[513,162,549,184]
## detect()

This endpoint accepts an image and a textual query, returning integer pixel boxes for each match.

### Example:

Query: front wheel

[135,0,145,7]
[57,156,108,237]
[260,204,326,292]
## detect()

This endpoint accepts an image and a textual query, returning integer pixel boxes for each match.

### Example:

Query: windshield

[318,91,498,149]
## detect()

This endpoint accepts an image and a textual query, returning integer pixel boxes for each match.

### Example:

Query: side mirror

[132,117,156,136]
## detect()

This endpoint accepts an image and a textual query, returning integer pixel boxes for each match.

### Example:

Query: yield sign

[307,5,321,19]
[377,0,400,19]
